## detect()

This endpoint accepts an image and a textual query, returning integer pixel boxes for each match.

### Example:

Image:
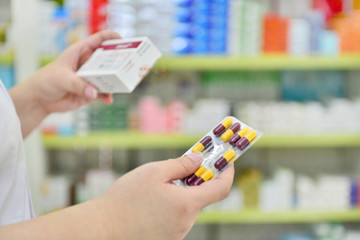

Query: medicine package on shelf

[175,116,263,186]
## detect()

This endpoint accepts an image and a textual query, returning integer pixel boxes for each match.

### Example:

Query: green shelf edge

[0,52,13,66]
[39,56,57,66]
[42,133,360,150]
[196,210,360,224]
[38,55,360,70]
[154,55,360,71]
[43,132,200,149]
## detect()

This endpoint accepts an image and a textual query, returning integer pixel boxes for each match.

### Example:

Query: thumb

[158,153,203,181]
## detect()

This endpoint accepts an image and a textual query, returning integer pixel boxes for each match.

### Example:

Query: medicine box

[77,37,162,93]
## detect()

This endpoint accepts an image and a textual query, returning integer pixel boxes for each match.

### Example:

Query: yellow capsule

[229,127,250,146]
[221,123,241,142]
[194,166,206,177]
[193,169,214,186]
[185,166,207,185]
[200,169,214,181]
[222,118,233,128]
[238,127,249,137]
[192,136,212,152]
[244,130,257,143]
[223,149,236,162]
[237,130,257,150]
[192,143,204,152]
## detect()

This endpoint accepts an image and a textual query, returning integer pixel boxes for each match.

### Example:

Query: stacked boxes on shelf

[206,168,359,212]
[41,71,360,136]
[228,0,264,56]
[35,0,360,57]
[235,99,360,135]
[173,0,229,54]
[263,14,289,54]
[201,71,280,100]
[106,0,174,54]
[88,101,128,132]
[332,11,360,53]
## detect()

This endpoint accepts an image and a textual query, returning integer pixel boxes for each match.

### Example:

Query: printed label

[100,41,142,50]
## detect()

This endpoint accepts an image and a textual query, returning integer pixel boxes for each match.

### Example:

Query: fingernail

[186,152,203,163]
[104,95,113,105]
[85,86,98,99]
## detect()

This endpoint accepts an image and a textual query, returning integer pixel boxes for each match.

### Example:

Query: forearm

[0,198,115,240]
[9,77,49,138]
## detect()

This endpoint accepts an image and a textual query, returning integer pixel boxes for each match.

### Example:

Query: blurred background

[2,0,360,239]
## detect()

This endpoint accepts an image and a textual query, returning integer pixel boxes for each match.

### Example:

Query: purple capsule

[192,177,205,186]
[214,157,228,170]
[213,124,226,136]
[229,134,241,146]
[185,174,197,185]
[221,123,241,142]
[192,136,212,152]
[191,169,214,186]
[212,118,233,137]
[185,166,206,185]
[201,136,212,146]
[230,123,241,133]
[230,127,250,146]
[237,138,250,150]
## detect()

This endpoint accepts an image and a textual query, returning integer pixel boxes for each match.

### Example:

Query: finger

[69,94,96,108]
[97,94,113,105]
[189,164,235,207]
[78,31,122,67]
[65,73,99,99]
[156,153,203,181]
[66,74,113,104]
[82,30,121,52]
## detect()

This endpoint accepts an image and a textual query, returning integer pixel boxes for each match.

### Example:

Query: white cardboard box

[77,37,162,93]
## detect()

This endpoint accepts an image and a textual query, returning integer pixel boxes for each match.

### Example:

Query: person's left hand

[27,30,121,114]
[10,31,121,137]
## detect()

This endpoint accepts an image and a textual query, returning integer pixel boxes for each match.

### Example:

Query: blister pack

[175,116,263,186]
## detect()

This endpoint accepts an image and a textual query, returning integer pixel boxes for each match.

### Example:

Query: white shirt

[0,80,34,226]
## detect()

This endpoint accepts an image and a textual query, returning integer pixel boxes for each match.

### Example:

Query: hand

[29,30,121,113]
[96,153,234,240]
[10,30,121,137]
[0,153,234,240]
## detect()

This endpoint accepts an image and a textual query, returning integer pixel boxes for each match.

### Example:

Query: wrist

[91,196,121,240]
[9,75,50,137]
[13,76,50,116]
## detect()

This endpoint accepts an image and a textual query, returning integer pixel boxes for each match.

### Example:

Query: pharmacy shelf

[42,132,360,150]
[43,132,200,149]
[0,51,13,66]
[154,55,360,71]
[196,210,360,224]
[40,56,57,66]
[39,55,360,70]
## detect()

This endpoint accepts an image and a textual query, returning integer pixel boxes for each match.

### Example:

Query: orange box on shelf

[263,14,289,53]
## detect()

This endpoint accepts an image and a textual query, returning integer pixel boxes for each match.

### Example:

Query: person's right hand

[95,153,234,240]
[0,153,233,240]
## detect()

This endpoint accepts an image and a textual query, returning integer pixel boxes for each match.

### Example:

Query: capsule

[229,127,250,146]
[192,136,212,152]
[214,149,236,170]
[221,123,241,142]
[192,169,214,186]
[236,130,257,150]
[213,118,233,136]
[185,166,206,185]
